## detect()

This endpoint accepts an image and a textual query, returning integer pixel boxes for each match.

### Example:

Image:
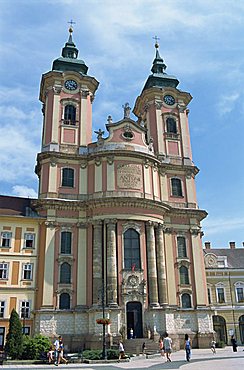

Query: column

[92,220,103,304]
[106,220,118,307]
[146,221,159,306]
[156,224,168,305]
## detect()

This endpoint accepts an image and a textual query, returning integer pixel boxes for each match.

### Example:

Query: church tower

[33,32,213,350]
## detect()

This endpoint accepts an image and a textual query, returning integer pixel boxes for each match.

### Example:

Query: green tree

[5,309,23,359]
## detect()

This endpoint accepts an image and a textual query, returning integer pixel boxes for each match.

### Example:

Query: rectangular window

[20,301,30,319]
[24,233,35,249]
[23,263,33,280]
[61,231,72,254]
[1,232,12,248]
[0,327,5,348]
[177,237,187,258]
[217,287,225,303]
[237,287,244,303]
[171,178,183,197]
[62,168,74,187]
[0,263,8,279]
[22,327,30,335]
[0,302,5,318]
[207,288,211,304]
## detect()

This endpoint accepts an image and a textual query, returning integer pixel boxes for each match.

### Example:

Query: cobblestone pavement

[1,346,244,370]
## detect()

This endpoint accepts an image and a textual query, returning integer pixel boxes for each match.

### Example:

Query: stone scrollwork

[80,160,88,169]
[189,227,201,236]
[53,85,62,94]
[45,221,59,229]
[121,270,146,303]
[155,101,163,110]
[128,274,139,287]
[81,89,90,97]
[95,157,101,166]
[107,156,114,165]
[204,253,218,268]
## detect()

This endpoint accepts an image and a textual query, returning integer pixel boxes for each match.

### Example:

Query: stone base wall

[34,307,214,351]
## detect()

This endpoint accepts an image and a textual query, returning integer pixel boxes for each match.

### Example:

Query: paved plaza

[1,346,244,370]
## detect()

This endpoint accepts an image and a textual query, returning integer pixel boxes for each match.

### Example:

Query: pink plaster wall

[41,163,50,194]
[63,128,75,143]
[87,164,94,194]
[86,96,92,144]
[168,141,179,155]
[44,91,54,144]
[108,126,146,147]
[148,105,158,153]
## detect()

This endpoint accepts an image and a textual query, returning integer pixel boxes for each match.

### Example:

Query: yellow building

[204,241,244,345]
[0,195,44,349]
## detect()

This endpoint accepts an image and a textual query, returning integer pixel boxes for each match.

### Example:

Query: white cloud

[203,216,244,235]
[11,185,37,198]
[216,92,240,116]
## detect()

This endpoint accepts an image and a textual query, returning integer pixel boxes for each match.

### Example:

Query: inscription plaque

[117,163,142,189]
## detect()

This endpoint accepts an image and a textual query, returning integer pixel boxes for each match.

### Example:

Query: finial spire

[153,35,160,49]
[67,20,76,43]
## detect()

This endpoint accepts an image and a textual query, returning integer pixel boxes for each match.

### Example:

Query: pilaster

[106,220,118,307]
[92,220,103,304]
[146,221,159,306]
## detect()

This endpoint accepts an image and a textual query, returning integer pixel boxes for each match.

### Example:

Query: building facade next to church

[204,241,244,345]
[0,28,216,350]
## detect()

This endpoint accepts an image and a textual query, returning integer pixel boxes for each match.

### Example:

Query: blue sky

[0,0,243,248]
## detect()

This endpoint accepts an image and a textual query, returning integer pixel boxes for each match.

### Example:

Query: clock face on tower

[64,79,78,91]
[163,94,175,106]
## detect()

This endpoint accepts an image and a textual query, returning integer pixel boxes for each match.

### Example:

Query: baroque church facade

[0,28,216,350]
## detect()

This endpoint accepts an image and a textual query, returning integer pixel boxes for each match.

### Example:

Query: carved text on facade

[117,163,142,189]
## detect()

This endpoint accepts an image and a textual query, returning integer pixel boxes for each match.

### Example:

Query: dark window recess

[166,117,177,133]
[61,231,72,254]
[59,293,70,309]
[60,262,71,284]
[171,178,183,196]
[62,168,74,187]
[64,105,76,125]
[182,293,191,308]
[177,237,187,258]
[124,229,141,269]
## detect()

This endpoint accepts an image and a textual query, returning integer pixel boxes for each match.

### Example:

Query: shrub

[5,309,23,359]
[82,349,102,360]
[82,349,119,360]
[22,334,51,360]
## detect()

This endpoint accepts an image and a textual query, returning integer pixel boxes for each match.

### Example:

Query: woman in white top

[118,341,125,361]
[163,332,172,362]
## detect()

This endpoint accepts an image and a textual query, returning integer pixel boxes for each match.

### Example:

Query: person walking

[231,335,238,352]
[118,341,125,361]
[184,334,191,362]
[210,339,216,354]
[58,336,68,364]
[53,336,60,366]
[159,338,165,358]
[163,332,172,362]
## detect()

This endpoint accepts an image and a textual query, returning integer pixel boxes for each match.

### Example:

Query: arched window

[62,168,74,187]
[59,293,70,309]
[60,262,71,284]
[61,231,72,254]
[124,228,141,269]
[166,117,177,133]
[180,266,189,285]
[213,315,227,343]
[177,237,187,258]
[64,105,76,125]
[182,293,191,308]
[171,178,183,197]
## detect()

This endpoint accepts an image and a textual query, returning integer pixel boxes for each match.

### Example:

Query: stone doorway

[126,301,143,339]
